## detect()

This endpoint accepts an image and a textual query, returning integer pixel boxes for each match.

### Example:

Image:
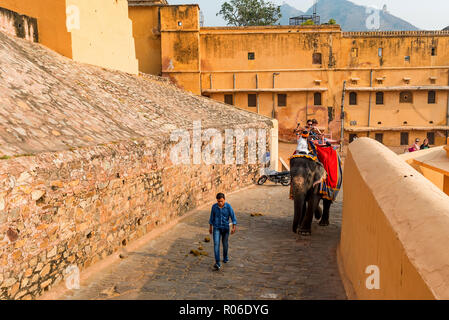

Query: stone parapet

[339,138,449,299]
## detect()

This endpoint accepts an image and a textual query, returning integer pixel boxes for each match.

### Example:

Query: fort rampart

[339,138,449,299]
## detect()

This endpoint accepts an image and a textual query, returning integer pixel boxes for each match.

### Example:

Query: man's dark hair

[312,119,318,124]
[216,193,225,200]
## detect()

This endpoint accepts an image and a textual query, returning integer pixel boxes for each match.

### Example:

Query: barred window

[375,133,383,144]
[278,94,287,107]
[427,132,435,145]
[248,94,257,107]
[312,53,322,65]
[428,91,436,104]
[224,94,234,105]
[349,92,357,105]
[400,132,409,146]
[314,92,322,106]
[376,92,384,105]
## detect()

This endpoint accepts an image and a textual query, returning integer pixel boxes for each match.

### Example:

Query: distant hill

[444,26,449,31]
[278,3,304,26]
[280,0,419,31]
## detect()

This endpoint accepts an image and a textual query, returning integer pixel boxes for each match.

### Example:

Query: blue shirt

[209,203,237,230]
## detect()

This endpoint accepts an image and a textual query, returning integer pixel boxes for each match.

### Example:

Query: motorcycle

[257,169,291,186]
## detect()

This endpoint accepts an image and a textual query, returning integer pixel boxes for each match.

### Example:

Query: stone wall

[0,29,273,299]
[0,125,270,299]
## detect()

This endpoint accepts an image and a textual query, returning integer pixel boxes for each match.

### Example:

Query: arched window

[349,92,357,105]
[314,92,322,106]
[376,92,384,105]
[399,91,413,103]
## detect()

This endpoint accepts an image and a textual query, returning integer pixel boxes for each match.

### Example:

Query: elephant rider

[294,130,310,155]
[310,119,324,143]
[295,120,313,133]
[293,123,318,156]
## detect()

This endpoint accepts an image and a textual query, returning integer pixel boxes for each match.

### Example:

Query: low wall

[339,137,449,299]
[0,129,268,299]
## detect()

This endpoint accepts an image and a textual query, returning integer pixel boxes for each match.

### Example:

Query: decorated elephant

[290,156,330,236]
[290,142,343,236]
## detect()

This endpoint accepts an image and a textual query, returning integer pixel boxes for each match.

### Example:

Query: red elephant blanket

[315,145,342,201]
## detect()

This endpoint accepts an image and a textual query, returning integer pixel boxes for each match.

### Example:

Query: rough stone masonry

[0,30,273,299]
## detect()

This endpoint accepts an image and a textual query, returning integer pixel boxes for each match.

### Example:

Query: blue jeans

[213,228,229,266]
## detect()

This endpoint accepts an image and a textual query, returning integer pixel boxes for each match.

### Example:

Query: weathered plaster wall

[160,5,201,94]
[0,0,139,74]
[198,28,449,142]
[0,0,71,57]
[345,130,448,151]
[68,0,138,74]
[0,7,38,42]
[129,5,162,75]
[341,32,449,68]
[339,138,449,299]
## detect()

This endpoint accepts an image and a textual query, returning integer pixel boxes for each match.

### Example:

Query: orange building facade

[1,1,448,150]
[129,3,449,150]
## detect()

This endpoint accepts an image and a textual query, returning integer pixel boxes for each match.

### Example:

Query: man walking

[209,193,237,270]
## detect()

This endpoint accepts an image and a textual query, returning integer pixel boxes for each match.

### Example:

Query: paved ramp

[59,185,346,300]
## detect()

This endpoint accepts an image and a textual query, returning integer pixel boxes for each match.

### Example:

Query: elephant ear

[313,163,327,187]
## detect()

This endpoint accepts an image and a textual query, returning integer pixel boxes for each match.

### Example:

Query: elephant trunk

[292,194,306,233]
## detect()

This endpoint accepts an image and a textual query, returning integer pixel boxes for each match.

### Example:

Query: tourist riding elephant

[290,156,332,236]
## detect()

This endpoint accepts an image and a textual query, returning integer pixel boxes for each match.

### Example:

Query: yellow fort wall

[128,5,162,75]
[67,0,138,74]
[130,14,448,145]
[2,1,448,147]
[339,138,449,299]
[0,0,138,74]
[160,5,201,94]
[196,27,449,143]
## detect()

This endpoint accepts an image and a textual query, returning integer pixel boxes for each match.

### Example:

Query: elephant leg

[314,199,322,220]
[300,189,320,236]
[300,200,306,226]
[319,199,332,226]
[292,198,303,233]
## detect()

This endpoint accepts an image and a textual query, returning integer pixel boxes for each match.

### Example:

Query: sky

[168,0,449,30]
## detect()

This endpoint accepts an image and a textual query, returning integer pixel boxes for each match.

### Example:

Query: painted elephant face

[292,175,307,193]
[290,157,327,194]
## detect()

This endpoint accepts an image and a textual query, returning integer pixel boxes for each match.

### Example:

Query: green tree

[217,0,282,27]
[301,19,315,26]
[328,18,337,25]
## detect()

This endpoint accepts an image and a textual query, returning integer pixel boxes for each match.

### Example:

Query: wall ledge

[341,138,449,299]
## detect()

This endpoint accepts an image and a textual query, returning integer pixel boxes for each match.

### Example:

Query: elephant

[290,156,332,236]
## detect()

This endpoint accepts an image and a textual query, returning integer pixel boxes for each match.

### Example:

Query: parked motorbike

[257,169,291,186]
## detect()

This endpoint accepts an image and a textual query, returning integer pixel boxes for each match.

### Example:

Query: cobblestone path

[61,185,346,300]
